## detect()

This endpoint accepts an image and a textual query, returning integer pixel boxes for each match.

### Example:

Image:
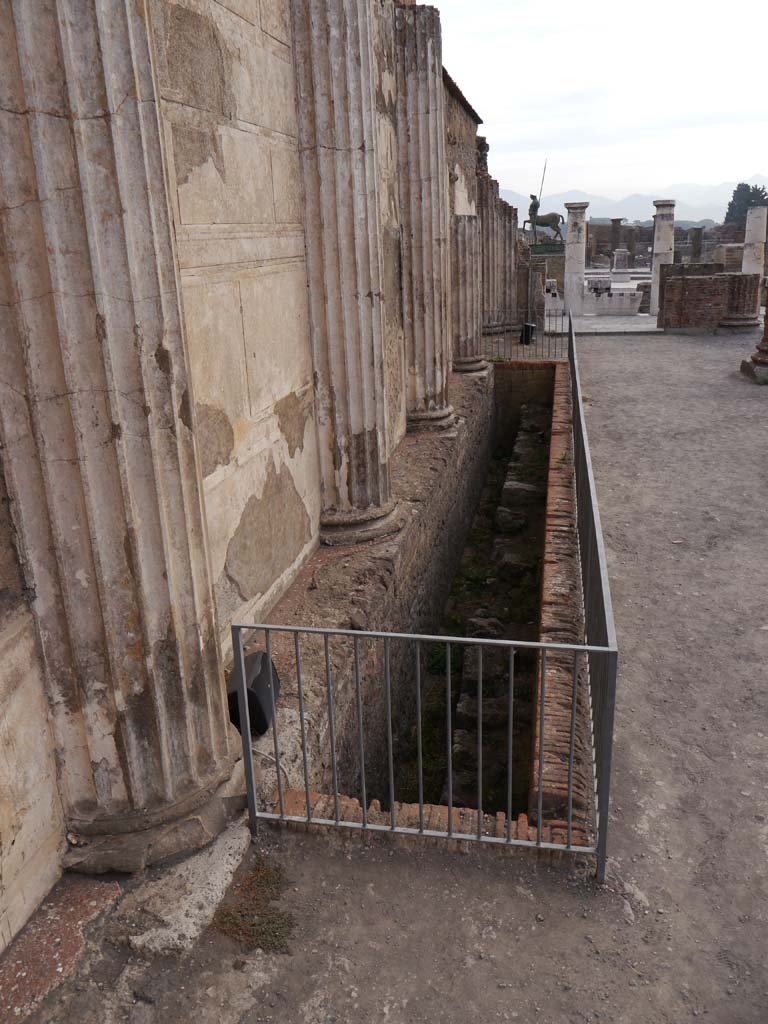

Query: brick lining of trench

[528,362,594,841]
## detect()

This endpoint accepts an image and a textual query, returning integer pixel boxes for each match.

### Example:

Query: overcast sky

[437,0,768,198]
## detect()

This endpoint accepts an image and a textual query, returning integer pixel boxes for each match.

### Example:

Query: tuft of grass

[212,856,294,954]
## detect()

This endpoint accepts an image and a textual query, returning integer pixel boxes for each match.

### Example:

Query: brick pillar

[650,200,676,316]
[395,4,454,431]
[291,0,400,544]
[0,0,237,870]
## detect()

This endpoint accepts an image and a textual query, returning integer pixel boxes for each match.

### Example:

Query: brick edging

[529,363,594,838]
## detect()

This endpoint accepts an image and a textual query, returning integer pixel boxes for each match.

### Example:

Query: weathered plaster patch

[224,462,311,600]
[453,163,476,217]
[196,403,235,478]
[0,453,26,623]
[172,124,225,189]
[274,391,308,459]
[164,4,234,120]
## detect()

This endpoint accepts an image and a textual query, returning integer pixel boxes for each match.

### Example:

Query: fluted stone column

[503,203,518,326]
[650,200,676,316]
[742,205,767,277]
[291,0,399,543]
[451,215,487,371]
[564,202,589,315]
[395,4,454,432]
[0,0,235,869]
[479,174,493,329]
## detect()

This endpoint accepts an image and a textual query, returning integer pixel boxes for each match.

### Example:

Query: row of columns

[478,166,517,331]
[293,0,489,545]
[0,0,493,862]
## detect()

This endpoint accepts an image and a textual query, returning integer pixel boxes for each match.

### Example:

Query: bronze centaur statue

[522,194,565,241]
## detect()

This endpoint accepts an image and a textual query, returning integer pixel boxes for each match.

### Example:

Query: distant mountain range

[500,176,768,225]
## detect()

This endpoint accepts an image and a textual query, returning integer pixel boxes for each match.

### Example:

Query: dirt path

[27,330,768,1024]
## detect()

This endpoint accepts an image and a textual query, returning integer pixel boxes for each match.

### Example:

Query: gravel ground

[26,329,768,1024]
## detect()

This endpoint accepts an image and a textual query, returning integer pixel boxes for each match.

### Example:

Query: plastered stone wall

[149,0,322,642]
[0,458,65,953]
[443,76,480,219]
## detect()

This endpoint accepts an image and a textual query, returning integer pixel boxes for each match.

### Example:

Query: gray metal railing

[232,320,618,879]
[485,308,568,361]
[568,314,618,878]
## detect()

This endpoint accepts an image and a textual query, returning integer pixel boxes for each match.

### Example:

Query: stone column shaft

[564,202,589,315]
[451,215,486,371]
[503,204,517,325]
[690,226,703,263]
[0,0,233,853]
[742,205,767,278]
[291,0,398,542]
[479,174,492,328]
[499,182,505,321]
[610,218,623,253]
[395,4,453,431]
[650,199,676,316]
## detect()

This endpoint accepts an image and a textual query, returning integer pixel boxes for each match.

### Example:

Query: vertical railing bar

[294,632,312,822]
[385,638,396,830]
[265,630,284,819]
[324,634,340,825]
[477,644,483,838]
[415,640,424,833]
[567,649,579,849]
[506,647,514,843]
[232,626,259,837]
[446,642,453,837]
[353,636,368,829]
[596,650,618,883]
[537,649,547,847]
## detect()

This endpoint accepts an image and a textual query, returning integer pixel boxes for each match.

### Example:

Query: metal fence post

[232,625,259,838]
[596,649,618,882]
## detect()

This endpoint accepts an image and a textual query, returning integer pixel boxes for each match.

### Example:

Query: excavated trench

[388,391,553,817]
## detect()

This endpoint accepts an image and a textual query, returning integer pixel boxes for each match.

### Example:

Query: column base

[63,765,247,874]
[453,356,489,373]
[740,358,768,383]
[406,405,456,432]
[718,314,760,331]
[320,500,403,546]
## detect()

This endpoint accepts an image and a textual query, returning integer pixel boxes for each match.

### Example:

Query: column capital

[565,202,590,213]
